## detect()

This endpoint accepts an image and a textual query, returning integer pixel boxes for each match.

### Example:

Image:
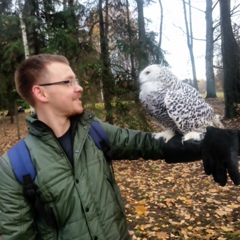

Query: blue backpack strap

[89,120,112,163]
[8,139,56,227]
[8,139,35,184]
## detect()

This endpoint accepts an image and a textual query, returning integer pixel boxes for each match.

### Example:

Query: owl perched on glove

[139,64,223,142]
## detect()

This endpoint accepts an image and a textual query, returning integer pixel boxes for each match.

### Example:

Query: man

[0,54,239,240]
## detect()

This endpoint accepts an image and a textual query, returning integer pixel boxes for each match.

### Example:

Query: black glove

[163,127,240,186]
[163,131,202,163]
[202,127,240,186]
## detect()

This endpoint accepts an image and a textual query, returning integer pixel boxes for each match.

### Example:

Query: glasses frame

[38,79,79,87]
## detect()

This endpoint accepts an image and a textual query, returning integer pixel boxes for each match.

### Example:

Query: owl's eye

[146,71,150,75]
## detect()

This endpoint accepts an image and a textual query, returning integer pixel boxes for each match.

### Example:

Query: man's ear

[32,85,48,103]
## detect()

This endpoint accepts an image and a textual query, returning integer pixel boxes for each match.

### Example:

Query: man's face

[39,62,84,117]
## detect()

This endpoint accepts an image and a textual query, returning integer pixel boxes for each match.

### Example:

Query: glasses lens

[67,79,79,87]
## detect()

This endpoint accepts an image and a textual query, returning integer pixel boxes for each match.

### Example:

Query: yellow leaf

[215,210,227,216]
[227,204,239,209]
[164,198,175,207]
[169,219,180,225]
[140,225,145,230]
[138,199,146,205]
[177,196,186,201]
[144,224,152,229]
[205,229,217,234]
[164,176,174,181]
[221,226,234,232]
[135,205,148,216]
[234,230,240,235]
[156,231,169,239]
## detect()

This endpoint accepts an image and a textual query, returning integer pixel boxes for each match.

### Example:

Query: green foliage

[202,91,224,99]
[16,99,29,109]
[77,62,104,105]
[47,29,79,54]
[146,31,167,65]
[0,14,24,71]
[113,101,153,131]
[86,99,153,132]
[2,40,24,70]
[223,233,240,240]
[0,0,167,127]
[0,13,25,117]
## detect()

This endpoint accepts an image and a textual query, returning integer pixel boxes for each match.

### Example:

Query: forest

[0,0,240,130]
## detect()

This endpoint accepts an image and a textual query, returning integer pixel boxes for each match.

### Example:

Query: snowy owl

[139,64,223,142]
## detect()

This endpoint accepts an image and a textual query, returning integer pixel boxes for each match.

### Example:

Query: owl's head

[139,64,178,89]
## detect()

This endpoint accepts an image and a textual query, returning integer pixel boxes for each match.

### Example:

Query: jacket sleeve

[96,119,165,160]
[0,154,36,240]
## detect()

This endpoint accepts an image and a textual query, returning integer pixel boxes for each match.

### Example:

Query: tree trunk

[126,0,137,85]
[17,0,29,137]
[219,0,240,118]
[136,0,149,71]
[155,0,164,64]
[99,0,114,123]
[205,0,217,98]
[18,0,29,58]
[182,0,198,90]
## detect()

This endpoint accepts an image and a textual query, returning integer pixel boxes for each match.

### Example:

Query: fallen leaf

[135,205,148,216]
[156,231,169,239]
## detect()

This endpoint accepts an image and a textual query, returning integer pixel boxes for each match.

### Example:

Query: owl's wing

[164,86,213,133]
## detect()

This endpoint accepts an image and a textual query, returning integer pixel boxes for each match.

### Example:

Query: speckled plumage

[139,64,223,141]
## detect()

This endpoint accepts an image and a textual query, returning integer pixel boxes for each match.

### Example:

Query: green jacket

[0,110,165,240]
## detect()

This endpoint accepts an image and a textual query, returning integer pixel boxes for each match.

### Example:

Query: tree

[18,0,35,116]
[0,8,25,124]
[98,0,114,123]
[126,0,137,84]
[182,0,198,90]
[0,0,166,130]
[18,0,29,58]
[135,0,149,70]
[219,0,240,118]
[205,0,217,98]
[156,0,163,63]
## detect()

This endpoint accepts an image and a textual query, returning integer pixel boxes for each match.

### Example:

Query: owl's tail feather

[212,114,224,129]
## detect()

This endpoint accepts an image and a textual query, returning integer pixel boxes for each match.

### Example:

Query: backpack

[7,120,112,227]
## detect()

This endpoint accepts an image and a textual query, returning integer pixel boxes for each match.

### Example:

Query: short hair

[15,54,69,106]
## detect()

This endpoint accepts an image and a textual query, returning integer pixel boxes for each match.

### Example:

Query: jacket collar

[25,109,95,137]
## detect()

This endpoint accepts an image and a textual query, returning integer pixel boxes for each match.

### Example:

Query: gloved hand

[163,127,240,186]
[163,131,202,163]
[201,127,240,186]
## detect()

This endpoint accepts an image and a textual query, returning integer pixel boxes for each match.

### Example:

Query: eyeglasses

[39,79,80,87]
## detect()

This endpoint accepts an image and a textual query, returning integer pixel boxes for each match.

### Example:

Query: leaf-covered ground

[0,98,240,239]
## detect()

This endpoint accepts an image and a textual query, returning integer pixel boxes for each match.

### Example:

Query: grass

[201,91,224,99]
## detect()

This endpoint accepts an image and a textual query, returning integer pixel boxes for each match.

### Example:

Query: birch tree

[18,0,35,115]
[18,0,29,59]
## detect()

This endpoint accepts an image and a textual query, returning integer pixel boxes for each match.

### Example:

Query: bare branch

[213,65,223,70]
[172,23,205,41]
